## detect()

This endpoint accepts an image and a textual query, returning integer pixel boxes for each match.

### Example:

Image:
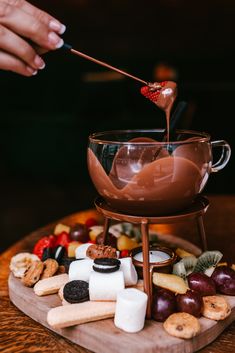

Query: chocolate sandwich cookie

[54,245,66,264]
[93,258,121,273]
[63,280,89,304]
[60,256,76,273]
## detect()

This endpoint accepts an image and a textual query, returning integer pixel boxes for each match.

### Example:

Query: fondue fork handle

[62,43,149,85]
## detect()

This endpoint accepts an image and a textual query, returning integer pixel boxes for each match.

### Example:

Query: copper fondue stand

[94,195,209,319]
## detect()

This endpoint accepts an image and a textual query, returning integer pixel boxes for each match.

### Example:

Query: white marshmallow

[119,257,138,286]
[114,288,148,333]
[69,259,93,282]
[89,270,124,301]
[75,243,91,259]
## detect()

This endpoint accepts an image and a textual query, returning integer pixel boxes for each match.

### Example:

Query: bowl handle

[211,140,231,172]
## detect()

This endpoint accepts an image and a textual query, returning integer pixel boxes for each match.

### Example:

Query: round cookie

[41,259,59,279]
[63,280,89,304]
[202,295,231,320]
[54,245,66,263]
[10,252,40,279]
[93,258,121,273]
[163,312,200,339]
[86,244,117,260]
[21,261,44,287]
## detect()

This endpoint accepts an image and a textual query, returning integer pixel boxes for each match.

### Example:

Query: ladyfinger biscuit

[34,274,69,296]
[58,284,65,301]
[47,301,116,328]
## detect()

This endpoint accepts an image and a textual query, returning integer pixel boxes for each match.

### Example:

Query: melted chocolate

[87,145,210,216]
[87,81,211,216]
[141,81,178,141]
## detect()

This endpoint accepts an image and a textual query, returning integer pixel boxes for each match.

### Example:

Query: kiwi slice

[173,256,197,282]
[173,261,187,281]
[193,250,223,277]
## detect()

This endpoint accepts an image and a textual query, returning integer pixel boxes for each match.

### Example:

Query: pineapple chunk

[153,272,189,294]
[217,262,228,267]
[175,248,194,258]
[68,241,82,258]
[89,225,104,242]
[117,235,139,251]
[54,223,70,236]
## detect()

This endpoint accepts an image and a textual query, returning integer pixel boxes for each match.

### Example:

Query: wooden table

[1,194,235,353]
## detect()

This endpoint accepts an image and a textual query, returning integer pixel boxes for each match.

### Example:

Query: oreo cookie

[54,245,66,264]
[93,257,121,273]
[63,280,89,304]
[41,247,53,261]
[60,256,76,273]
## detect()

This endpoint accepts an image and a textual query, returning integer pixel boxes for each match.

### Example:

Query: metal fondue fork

[63,43,161,88]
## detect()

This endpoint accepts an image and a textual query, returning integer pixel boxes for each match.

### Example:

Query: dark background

[0,0,234,252]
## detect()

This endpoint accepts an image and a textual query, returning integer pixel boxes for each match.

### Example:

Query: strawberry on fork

[140,81,177,112]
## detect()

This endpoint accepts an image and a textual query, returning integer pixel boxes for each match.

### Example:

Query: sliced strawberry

[140,85,160,104]
[88,240,96,244]
[85,217,98,228]
[33,235,56,260]
[54,231,70,250]
[140,81,167,104]
[120,249,130,258]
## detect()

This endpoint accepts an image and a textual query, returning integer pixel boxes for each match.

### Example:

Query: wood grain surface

[1,195,235,352]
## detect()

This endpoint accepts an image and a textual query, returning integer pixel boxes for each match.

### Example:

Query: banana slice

[202,296,231,320]
[152,272,189,294]
[175,248,195,258]
[10,252,40,278]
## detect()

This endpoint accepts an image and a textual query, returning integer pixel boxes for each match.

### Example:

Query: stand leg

[196,216,208,251]
[141,219,151,319]
[102,217,111,245]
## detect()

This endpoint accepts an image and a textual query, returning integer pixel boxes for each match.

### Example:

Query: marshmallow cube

[69,259,93,282]
[75,243,91,259]
[89,270,124,301]
[120,257,138,286]
[114,288,148,333]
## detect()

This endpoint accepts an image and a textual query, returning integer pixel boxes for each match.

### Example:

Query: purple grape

[176,289,203,317]
[187,272,216,296]
[70,223,89,243]
[211,266,235,295]
[96,232,117,248]
[152,288,176,322]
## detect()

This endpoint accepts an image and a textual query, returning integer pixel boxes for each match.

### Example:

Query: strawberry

[88,240,96,244]
[33,235,56,260]
[140,81,167,104]
[54,231,71,250]
[120,249,130,258]
[85,217,98,228]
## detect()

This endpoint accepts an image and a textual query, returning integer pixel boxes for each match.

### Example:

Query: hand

[0,0,66,76]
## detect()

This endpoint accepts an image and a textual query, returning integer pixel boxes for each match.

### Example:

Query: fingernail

[34,55,45,69]
[49,20,66,34]
[26,66,38,76]
[48,32,64,48]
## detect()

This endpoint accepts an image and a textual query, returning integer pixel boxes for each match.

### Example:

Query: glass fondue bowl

[87,129,231,216]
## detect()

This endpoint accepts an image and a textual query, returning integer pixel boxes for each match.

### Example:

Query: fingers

[0,24,45,70]
[0,2,65,51]
[0,49,38,76]
[3,0,66,34]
